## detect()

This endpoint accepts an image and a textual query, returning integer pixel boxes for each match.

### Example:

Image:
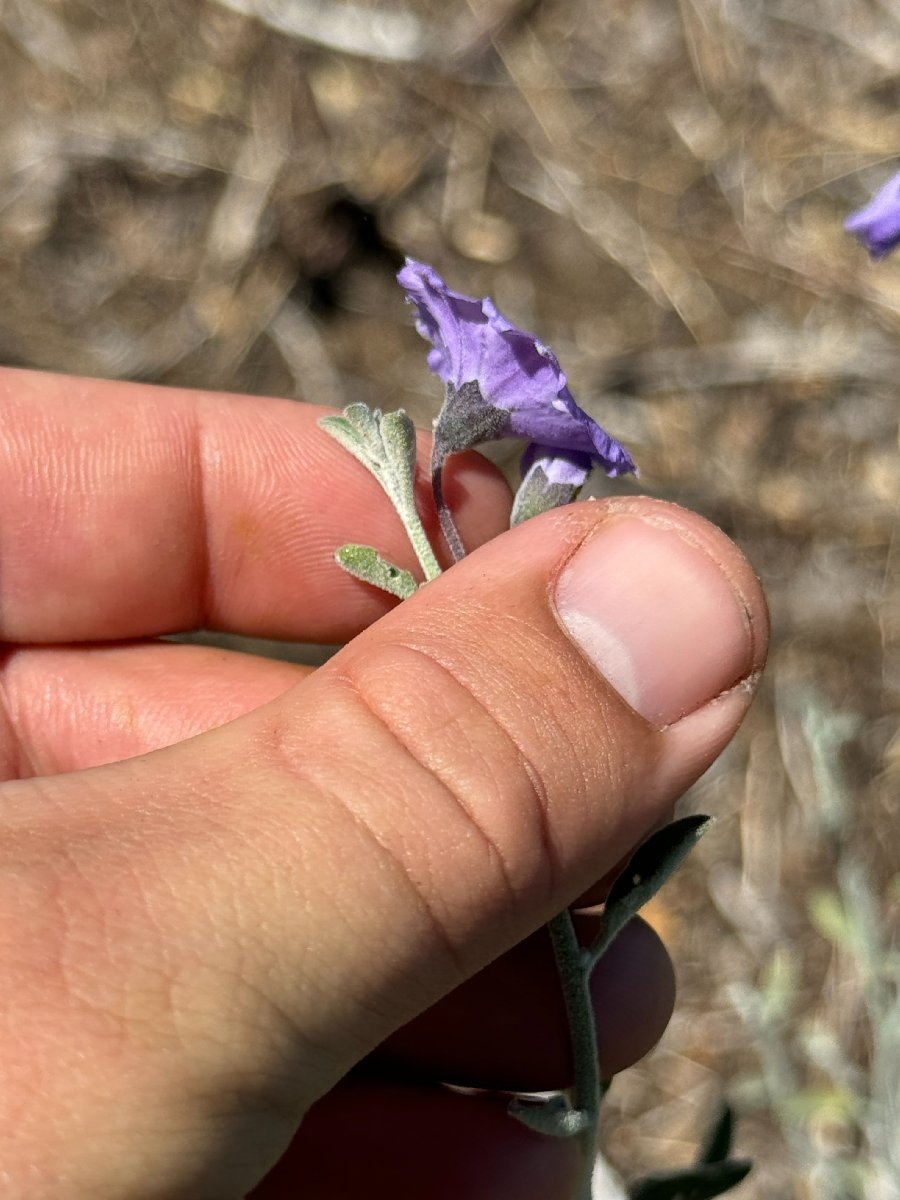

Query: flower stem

[431,447,466,564]
[399,499,443,582]
[547,910,601,1200]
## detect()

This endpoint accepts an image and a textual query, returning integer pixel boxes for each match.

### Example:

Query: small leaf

[318,413,363,449]
[507,1093,591,1138]
[627,1159,752,1200]
[586,815,711,970]
[342,402,383,448]
[320,403,391,473]
[318,413,378,473]
[378,409,421,518]
[380,409,418,475]
[698,1104,734,1164]
[334,544,418,599]
[511,463,582,526]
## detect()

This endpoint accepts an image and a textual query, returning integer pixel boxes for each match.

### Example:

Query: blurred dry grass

[1,0,898,1195]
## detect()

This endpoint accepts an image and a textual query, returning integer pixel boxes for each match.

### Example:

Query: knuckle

[331,637,569,923]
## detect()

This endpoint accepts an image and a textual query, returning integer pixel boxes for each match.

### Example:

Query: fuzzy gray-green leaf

[342,402,382,448]
[511,464,581,526]
[318,413,375,471]
[380,409,417,474]
[507,1093,591,1138]
[627,1158,752,1200]
[334,544,418,599]
[586,815,712,970]
[699,1104,735,1164]
[379,408,420,513]
[319,402,387,469]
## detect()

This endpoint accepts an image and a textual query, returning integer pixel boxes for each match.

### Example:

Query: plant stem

[431,447,466,563]
[547,910,601,1200]
[398,497,443,581]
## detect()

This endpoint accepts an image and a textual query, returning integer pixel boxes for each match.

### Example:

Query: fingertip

[552,498,768,729]
[591,915,675,1077]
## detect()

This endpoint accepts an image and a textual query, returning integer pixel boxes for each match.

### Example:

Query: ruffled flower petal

[846,170,900,259]
[397,259,636,479]
[519,443,593,488]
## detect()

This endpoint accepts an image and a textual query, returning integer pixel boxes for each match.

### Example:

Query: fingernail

[553,514,758,727]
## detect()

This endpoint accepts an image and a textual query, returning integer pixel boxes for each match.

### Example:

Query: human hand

[0,367,768,1199]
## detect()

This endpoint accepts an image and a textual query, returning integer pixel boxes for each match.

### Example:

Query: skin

[0,368,769,1199]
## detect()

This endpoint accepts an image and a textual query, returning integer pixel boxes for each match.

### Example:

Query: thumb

[2,497,767,1198]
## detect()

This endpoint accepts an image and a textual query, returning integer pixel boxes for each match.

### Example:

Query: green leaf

[341,401,382,446]
[629,1104,751,1198]
[317,413,362,448]
[511,464,582,526]
[380,409,418,476]
[507,1093,591,1138]
[318,412,378,473]
[585,815,711,970]
[321,405,442,583]
[627,1159,752,1200]
[698,1104,734,1164]
[379,409,421,520]
[334,544,418,599]
[319,404,396,475]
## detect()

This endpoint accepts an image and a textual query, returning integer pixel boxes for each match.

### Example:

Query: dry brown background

[1,1,898,1196]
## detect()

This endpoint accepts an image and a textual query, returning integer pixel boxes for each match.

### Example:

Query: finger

[247,1078,580,1200]
[0,497,767,1197]
[0,641,307,776]
[374,915,675,1090]
[0,648,672,1084]
[0,647,674,1081]
[0,367,511,644]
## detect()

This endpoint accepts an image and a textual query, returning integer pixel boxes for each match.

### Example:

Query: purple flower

[398,259,636,475]
[397,259,636,554]
[845,169,900,259]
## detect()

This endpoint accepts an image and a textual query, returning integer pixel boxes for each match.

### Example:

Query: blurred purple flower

[397,259,635,553]
[845,170,900,259]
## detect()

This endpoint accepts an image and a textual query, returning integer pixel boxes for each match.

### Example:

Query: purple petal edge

[845,169,900,259]
[398,258,637,479]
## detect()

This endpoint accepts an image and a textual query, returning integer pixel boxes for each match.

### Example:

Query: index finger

[0,368,511,645]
